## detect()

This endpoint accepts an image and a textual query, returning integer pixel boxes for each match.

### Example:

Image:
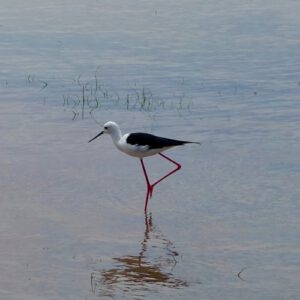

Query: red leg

[140,153,182,212]
[140,159,153,212]
[152,153,181,188]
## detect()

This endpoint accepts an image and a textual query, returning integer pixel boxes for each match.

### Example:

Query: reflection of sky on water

[1,0,300,143]
[0,1,300,300]
[1,1,300,89]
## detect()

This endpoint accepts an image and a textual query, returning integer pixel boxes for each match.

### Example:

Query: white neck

[110,126,122,144]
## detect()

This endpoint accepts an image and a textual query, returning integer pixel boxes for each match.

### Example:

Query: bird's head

[88,121,120,143]
[102,121,118,135]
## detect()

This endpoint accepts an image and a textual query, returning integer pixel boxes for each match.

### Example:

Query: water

[0,1,300,299]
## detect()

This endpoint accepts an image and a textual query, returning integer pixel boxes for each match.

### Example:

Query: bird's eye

[104,126,108,130]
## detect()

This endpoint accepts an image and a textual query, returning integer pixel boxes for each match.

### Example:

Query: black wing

[126,132,191,149]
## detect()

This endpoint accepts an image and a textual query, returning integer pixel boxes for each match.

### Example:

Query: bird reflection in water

[91,213,187,297]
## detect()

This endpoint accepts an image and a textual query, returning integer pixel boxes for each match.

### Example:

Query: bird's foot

[148,184,154,199]
[144,185,154,212]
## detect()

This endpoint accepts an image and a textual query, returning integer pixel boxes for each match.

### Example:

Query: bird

[88,121,199,211]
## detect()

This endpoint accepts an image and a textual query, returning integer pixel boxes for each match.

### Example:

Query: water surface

[0,1,300,299]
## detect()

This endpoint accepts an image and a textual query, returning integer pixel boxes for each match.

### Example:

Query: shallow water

[1,1,300,299]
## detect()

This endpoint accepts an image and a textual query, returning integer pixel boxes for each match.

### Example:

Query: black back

[126,132,190,149]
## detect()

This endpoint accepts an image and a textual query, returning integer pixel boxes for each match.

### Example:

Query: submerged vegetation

[5,70,194,121]
[61,70,193,121]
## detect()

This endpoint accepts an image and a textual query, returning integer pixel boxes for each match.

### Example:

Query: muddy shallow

[1,1,300,299]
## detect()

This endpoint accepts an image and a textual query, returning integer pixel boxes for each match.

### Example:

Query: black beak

[88,131,104,143]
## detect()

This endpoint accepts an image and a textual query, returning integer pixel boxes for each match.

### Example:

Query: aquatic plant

[61,71,193,121]
[21,70,193,121]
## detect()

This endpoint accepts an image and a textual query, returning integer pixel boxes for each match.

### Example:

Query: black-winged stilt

[88,121,199,211]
